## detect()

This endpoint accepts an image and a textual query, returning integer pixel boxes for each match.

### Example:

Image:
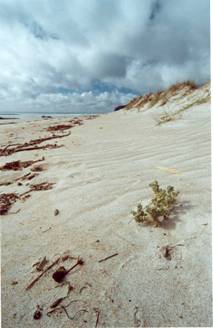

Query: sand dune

[0,85,211,327]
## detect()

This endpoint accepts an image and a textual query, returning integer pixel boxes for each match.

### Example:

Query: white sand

[0,92,212,327]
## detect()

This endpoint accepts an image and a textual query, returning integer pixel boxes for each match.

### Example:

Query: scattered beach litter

[25,252,90,323]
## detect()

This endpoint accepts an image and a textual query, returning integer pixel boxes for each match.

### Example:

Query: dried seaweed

[33,305,43,320]
[52,257,84,283]
[21,182,54,197]
[69,118,84,125]
[0,181,12,186]
[0,193,18,215]
[0,133,70,156]
[47,124,73,132]
[31,164,46,172]
[1,182,54,213]
[33,256,49,271]
[0,158,44,171]
[160,245,173,260]
[46,118,84,132]
[29,182,54,191]
[54,209,59,216]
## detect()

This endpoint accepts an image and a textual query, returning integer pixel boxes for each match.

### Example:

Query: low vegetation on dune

[156,112,175,125]
[131,181,179,227]
[124,81,198,110]
[156,94,210,126]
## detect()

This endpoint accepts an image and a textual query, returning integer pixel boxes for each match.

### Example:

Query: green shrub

[131,181,179,227]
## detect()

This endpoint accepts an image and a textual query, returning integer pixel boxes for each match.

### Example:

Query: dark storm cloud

[0,0,210,112]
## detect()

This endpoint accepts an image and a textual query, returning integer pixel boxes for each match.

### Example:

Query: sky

[0,0,210,113]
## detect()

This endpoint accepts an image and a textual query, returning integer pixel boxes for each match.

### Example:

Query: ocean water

[0,112,98,120]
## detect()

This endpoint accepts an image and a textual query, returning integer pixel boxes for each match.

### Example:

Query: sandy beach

[0,83,212,327]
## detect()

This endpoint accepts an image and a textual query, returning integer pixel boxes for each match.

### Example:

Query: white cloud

[0,90,136,113]
[0,0,210,113]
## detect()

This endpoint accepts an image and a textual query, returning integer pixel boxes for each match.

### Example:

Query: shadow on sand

[160,200,193,230]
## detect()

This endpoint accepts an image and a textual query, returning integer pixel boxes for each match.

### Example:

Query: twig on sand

[98,253,118,263]
[41,227,52,233]
[50,297,66,309]
[26,257,60,290]
[94,308,100,327]
[133,306,141,327]
[79,282,92,294]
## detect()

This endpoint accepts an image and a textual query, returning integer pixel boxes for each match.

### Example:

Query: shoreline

[0,112,102,121]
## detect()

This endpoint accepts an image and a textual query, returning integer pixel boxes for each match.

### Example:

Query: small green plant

[131,181,179,227]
